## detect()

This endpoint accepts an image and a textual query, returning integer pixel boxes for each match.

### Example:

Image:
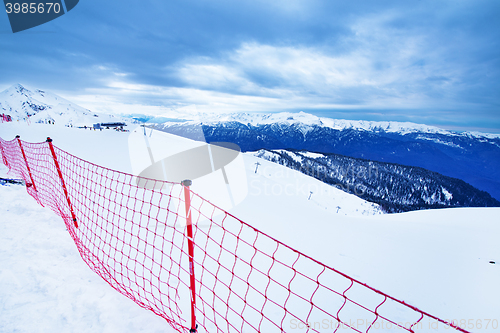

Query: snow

[0,164,175,333]
[442,187,453,201]
[244,152,382,217]
[415,135,465,149]
[1,121,500,332]
[0,122,132,173]
[299,151,325,159]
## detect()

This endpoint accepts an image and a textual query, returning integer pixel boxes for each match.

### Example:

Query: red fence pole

[15,135,38,191]
[47,137,78,228]
[182,179,198,333]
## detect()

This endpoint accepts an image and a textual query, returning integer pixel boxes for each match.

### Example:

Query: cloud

[163,4,499,123]
[171,13,461,110]
[176,63,257,92]
[1,0,498,131]
[69,7,497,128]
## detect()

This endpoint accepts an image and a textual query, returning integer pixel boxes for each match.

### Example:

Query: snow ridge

[151,110,500,140]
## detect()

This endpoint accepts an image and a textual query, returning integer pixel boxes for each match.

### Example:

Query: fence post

[15,135,37,191]
[47,137,78,228]
[182,179,197,333]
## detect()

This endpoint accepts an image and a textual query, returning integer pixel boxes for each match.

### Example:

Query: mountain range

[147,112,500,201]
[2,84,499,206]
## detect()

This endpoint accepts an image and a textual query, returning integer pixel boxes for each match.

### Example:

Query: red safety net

[0,135,470,333]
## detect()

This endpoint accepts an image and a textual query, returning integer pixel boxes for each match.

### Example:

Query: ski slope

[1,121,499,332]
[0,165,174,333]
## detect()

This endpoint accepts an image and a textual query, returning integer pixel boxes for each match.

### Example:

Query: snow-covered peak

[180,111,324,127]
[319,118,456,136]
[2,83,64,105]
[0,83,125,126]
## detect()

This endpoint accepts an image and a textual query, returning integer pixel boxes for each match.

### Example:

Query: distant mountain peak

[0,84,125,126]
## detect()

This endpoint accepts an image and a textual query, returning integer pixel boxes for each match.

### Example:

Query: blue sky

[1,0,499,132]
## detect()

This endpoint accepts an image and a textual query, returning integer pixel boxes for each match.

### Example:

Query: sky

[1,0,499,133]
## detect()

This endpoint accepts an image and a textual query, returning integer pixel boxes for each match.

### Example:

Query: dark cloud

[0,0,499,132]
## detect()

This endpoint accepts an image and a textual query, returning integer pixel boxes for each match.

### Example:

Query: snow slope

[1,122,499,332]
[0,164,175,333]
[0,122,132,173]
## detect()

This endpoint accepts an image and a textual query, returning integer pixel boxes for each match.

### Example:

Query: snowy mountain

[0,84,125,126]
[147,111,500,201]
[254,149,500,213]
